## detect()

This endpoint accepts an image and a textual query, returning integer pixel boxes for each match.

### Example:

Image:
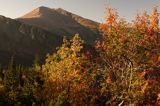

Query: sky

[0,0,159,22]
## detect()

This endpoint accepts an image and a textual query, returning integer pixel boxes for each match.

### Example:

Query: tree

[96,7,160,105]
[42,34,99,105]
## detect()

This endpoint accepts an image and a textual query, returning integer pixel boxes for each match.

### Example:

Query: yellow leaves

[134,13,148,32]
[132,6,159,47]
[95,40,107,50]
[118,35,125,44]
[158,93,160,98]
[105,76,112,84]
[158,93,160,101]
[157,55,160,62]
[0,84,5,93]
[42,34,95,104]
[141,81,148,94]
[150,6,159,31]
[40,6,160,105]
[99,7,119,36]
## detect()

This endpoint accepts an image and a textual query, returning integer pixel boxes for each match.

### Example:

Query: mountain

[0,6,101,66]
[17,6,101,44]
[0,15,63,66]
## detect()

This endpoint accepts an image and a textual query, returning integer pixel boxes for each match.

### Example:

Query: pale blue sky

[0,0,159,22]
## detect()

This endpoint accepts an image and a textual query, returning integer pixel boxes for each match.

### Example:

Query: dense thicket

[0,7,160,106]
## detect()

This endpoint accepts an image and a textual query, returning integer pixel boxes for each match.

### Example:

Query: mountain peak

[20,6,54,18]
[17,6,101,44]
[20,6,77,19]
[37,6,54,12]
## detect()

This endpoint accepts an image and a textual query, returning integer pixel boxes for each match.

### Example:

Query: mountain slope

[17,6,101,44]
[0,15,63,66]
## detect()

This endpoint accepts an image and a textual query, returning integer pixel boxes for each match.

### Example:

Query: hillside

[17,6,101,44]
[0,15,62,66]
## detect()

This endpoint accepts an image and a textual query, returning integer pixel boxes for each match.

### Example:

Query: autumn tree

[42,34,101,105]
[97,7,160,105]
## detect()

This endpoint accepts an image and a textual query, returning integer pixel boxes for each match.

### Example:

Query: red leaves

[105,7,118,26]
[141,68,160,83]
[85,51,91,57]
[147,77,158,84]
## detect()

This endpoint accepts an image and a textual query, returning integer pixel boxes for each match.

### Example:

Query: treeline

[0,7,160,106]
